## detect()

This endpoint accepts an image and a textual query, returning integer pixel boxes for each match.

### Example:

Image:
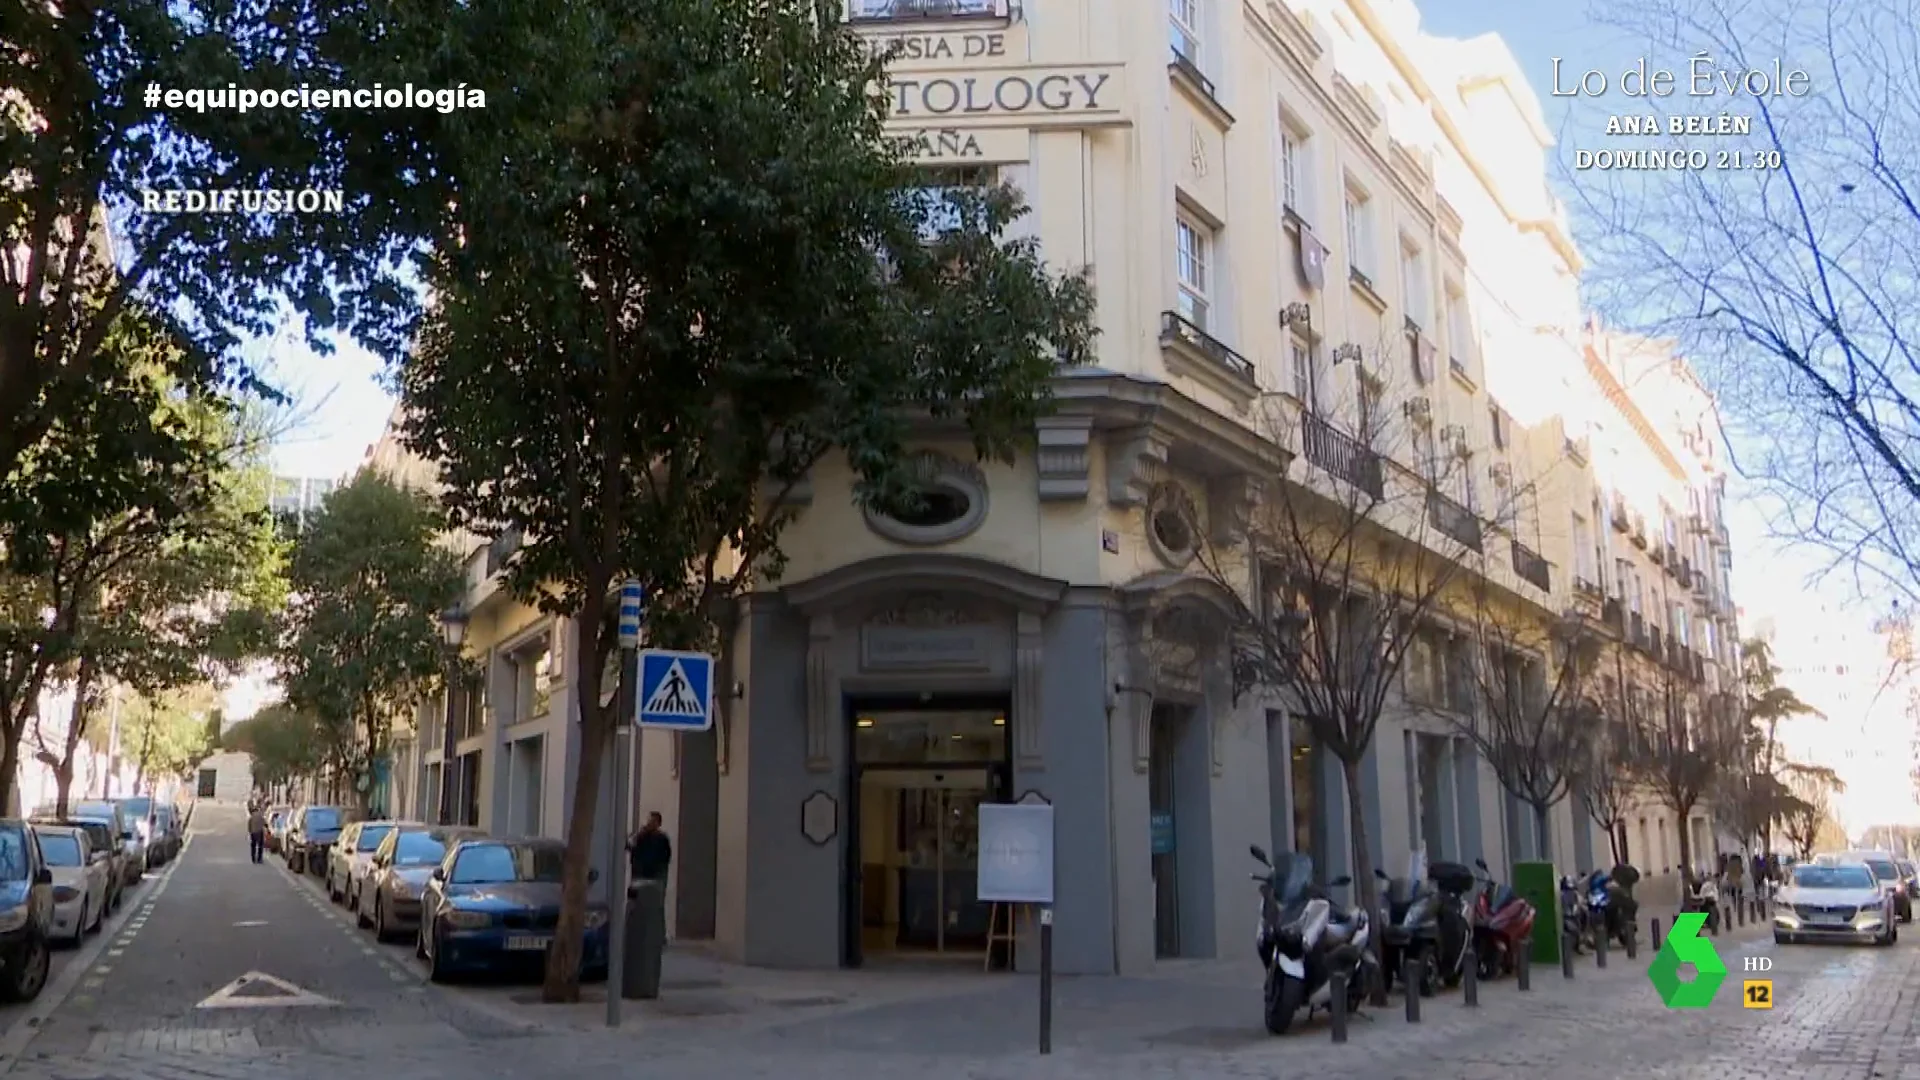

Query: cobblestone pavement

[8,809,1919,1080]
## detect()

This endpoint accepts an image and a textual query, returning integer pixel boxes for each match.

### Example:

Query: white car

[1775,860,1895,945]
[327,821,398,910]
[32,825,106,944]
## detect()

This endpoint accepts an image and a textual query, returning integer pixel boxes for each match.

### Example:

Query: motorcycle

[1427,861,1477,990]
[1470,857,1536,980]
[1251,845,1375,1035]
[1682,872,1721,934]
[1375,868,1439,997]
[1559,874,1593,953]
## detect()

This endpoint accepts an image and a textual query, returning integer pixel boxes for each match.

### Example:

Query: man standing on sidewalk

[628,812,672,888]
[247,804,267,864]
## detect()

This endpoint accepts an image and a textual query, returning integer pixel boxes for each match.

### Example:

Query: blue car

[417,837,609,982]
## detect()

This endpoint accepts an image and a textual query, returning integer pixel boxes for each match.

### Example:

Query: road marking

[94,965,111,974]
[81,978,102,990]
[107,948,123,957]
[234,919,268,927]
[196,971,340,1009]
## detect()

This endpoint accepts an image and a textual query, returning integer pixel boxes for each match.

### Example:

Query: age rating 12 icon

[1743,980,1774,1009]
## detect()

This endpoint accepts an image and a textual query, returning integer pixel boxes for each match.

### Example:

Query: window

[1175,214,1212,329]
[1290,338,1318,407]
[1445,287,1470,364]
[357,823,395,853]
[1400,240,1427,327]
[509,634,553,723]
[1278,118,1314,220]
[1344,186,1373,278]
[1357,378,1378,434]
[1674,603,1690,646]
[906,166,993,240]
[37,834,79,867]
[1169,0,1200,65]
[1573,514,1596,583]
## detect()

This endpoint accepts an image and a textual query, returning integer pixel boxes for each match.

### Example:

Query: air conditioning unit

[1402,397,1432,424]
[1438,425,1469,457]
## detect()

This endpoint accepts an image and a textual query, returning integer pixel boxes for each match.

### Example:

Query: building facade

[380,0,1745,975]
[269,474,337,530]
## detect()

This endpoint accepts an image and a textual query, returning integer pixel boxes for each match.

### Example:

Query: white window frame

[1344,184,1374,278]
[1175,213,1212,330]
[1573,513,1595,584]
[1169,0,1201,66]
[1445,284,1470,362]
[1289,337,1317,408]
[1277,113,1314,221]
[1400,238,1427,328]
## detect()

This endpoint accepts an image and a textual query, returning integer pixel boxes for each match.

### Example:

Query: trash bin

[623,879,667,1000]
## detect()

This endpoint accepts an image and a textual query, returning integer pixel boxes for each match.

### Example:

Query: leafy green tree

[0,316,267,814]
[121,684,221,794]
[377,0,1094,999]
[278,472,463,800]
[224,704,324,793]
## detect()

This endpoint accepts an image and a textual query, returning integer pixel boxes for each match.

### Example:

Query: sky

[252,0,1918,825]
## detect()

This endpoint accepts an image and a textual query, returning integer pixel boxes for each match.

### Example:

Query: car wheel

[348,883,360,912]
[374,895,389,943]
[1,935,49,1003]
[70,902,87,946]
[356,890,374,929]
[1774,931,1788,945]
[415,921,428,960]
[425,919,449,983]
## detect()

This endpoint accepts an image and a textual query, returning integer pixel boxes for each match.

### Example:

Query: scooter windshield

[1270,852,1315,905]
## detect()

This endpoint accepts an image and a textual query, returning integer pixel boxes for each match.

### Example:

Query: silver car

[1775,861,1895,944]
[31,826,105,945]
[327,821,398,909]
[357,825,484,942]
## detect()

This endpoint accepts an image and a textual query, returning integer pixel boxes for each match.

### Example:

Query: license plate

[505,935,551,951]
[1810,913,1842,924]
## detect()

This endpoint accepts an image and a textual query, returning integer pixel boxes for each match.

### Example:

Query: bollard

[1712,906,1723,937]
[1625,923,1638,960]
[1595,928,1608,969]
[1329,972,1349,1043]
[1737,901,1745,927]
[1462,948,1479,1007]
[623,880,667,1000]
[1368,929,1389,1007]
[1515,939,1532,991]
[1651,916,1662,950]
[1561,932,1576,979]
[1403,957,1421,1023]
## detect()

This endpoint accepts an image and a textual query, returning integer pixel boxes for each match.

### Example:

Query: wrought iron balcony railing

[1511,540,1550,591]
[1159,310,1257,390]
[1629,611,1646,647]
[1303,413,1384,499]
[1427,488,1483,552]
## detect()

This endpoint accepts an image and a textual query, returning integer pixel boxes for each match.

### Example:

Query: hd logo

[1647,912,1727,1008]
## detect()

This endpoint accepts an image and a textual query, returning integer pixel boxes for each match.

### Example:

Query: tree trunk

[544,588,612,1003]
[1674,800,1696,876]
[0,732,20,824]
[57,657,98,817]
[1338,755,1384,990]
[1531,802,1553,863]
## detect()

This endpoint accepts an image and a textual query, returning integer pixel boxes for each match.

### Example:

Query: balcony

[1160,310,1258,400]
[1648,540,1665,565]
[1511,540,1551,591]
[1693,653,1706,682]
[1679,556,1694,584]
[1603,596,1625,632]
[1665,542,1680,570]
[1427,488,1484,552]
[1630,514,1649,548]
[1611,494,1630,533]
[1650,626,1664,657]
[485,526,524,576]
[1630,611,1647,648]
[849,0,1007,20]
[1668,639,1686,670]
[1303,413,1384,499]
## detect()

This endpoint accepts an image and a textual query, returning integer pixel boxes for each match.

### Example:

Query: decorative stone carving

[867,592,986,627]
[1145,482,1200,569]
[1014,611,1044,767]
[1204,649,1231,777]
[801,791,839,846]
[1208,473,1262,545]
[805,614,835,772]
[1150,605,1205,695]
[1035,416,1093,501]
[863,450,989,545]
[1106,429,1171,508]
[1128,684,1154,774]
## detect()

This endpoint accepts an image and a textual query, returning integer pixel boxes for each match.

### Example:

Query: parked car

[36,802,138,888]
[112,797,158,867]
[285,806,353,875]
[416,836,609,983]
[0,820,56,1001]
[31,825,105,945]
[358,825,484,941]
[1775,859,1894,944]
[327,821,397,907]
[57,821,125,915]
[152,806,181,862]
[265,807,292,853]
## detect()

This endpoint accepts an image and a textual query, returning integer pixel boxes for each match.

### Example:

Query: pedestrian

[1726,852,1745,910]
[627,811,672,888]
[246,803,267,864]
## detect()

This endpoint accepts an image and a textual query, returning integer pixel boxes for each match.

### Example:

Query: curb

[0,833,191,1074]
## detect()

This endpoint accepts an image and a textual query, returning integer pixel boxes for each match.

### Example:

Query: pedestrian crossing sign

[637,649,714,730]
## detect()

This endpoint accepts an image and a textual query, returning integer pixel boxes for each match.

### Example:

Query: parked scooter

[1376,868,1438,997]
[1427,861,1478,989]
[1559,874,1594,953]
[1682,870,1722,934]
[1251,845,1376,1035]
[1470,857,1537,980]
[1604,864,1641,947]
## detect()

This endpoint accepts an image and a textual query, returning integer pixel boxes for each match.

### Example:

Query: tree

[278,471,463,802]
[1779,762,1847,859]
[4,2,423,484]
[121,684,220,794]
[1623,661,1743,874]
[1444,602,1598,860]
[374,0,1094,1002]
[0,321,264,815]
[1574,700,1638,868]
[1197,348,1526,934]
[225,705,324,794]
[1577,0,1920,604]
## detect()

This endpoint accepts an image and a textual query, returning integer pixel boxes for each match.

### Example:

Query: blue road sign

[636,649,714,730]
[617,582,644,646]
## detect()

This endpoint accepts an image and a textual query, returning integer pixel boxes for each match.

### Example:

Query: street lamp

[438,605,469,826]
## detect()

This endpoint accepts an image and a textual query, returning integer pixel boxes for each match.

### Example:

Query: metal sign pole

[606,581,643,1029]
[1039,906,1054,1054]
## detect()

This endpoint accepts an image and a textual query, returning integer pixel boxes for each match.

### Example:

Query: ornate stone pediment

[866,592,990,627]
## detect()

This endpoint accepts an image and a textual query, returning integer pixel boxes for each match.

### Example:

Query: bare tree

[1623,653,1743,874]
[1438,598,1599,861]
[1575,706,1638,868]
[1192,326,1538,926]
[1779,761,1847,858]
[1575,0,1920,603]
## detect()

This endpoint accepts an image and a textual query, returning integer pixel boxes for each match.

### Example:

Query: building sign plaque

[884,67,1124,127]
[888,126,1029,164]
[866,30,1013,64]
[861,625,989,670]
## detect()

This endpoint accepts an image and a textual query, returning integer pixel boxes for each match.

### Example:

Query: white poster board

[978,803,1055,904]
